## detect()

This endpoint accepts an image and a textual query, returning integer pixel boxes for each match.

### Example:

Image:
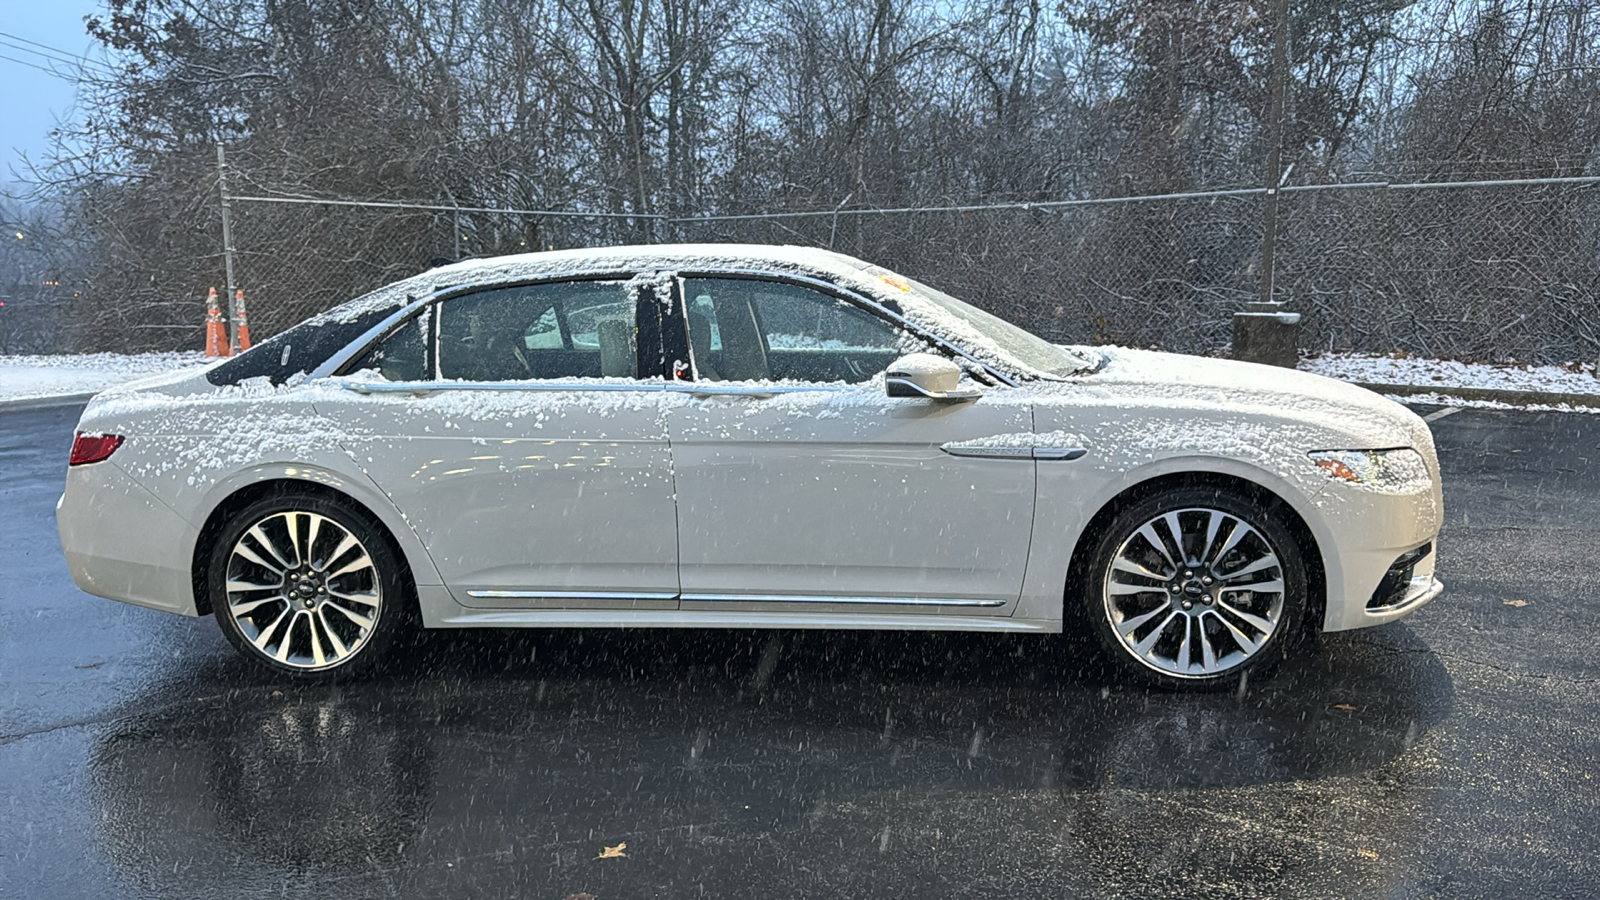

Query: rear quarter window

[206,306,394,386]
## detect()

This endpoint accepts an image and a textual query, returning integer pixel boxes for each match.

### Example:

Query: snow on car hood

[1056,346,1434,451]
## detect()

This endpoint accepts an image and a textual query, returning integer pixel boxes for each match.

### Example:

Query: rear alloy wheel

[1084,487,1307,689]
[209,494,409,678]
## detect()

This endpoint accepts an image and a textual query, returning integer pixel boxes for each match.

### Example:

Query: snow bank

[1299,352,1600,396]
[0,352,211,404]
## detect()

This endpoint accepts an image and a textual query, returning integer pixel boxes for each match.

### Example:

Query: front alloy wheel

[1085,487,1307,688]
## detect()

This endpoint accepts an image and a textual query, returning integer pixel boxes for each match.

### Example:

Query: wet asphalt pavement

[1,402,1597,899]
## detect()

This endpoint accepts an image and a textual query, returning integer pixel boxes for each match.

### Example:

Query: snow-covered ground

[1300,351,1600,395]
[0,352,212,404]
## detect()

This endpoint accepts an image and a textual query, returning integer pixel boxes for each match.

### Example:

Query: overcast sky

[0,3,106,191]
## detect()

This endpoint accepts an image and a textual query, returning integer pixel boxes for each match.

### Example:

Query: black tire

[1076,485,1309,690]
[208,492,413,680]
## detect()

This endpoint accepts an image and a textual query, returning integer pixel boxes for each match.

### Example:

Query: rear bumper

[57,461,200,616]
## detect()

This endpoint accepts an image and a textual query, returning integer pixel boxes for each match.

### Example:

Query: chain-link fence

[668,194,1265,353]
[1276,179,1600,363]
[216,174,1600,365]
[226,196,649,340]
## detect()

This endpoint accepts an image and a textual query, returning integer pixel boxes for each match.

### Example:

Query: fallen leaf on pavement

[1356,848,1379,860]
[1502,599,1528,607]
[596,842,627,859]
[1333,703,1357,711]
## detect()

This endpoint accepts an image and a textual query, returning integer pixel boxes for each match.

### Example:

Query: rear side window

[436,280,643,381]
[206,305,394,386]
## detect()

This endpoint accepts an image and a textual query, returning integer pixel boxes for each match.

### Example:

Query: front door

[664,276,1036,615]
[326,276,680,609]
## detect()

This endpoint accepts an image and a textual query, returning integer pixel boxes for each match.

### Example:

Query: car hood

[1054,346,1433,451]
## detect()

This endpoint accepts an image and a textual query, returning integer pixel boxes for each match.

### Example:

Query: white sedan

[57,245,1444,688]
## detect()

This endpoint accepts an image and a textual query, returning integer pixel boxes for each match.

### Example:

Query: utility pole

[215,142,241,353]
[1258,0,1290,306]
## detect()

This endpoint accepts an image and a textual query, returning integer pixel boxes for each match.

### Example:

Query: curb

[1352,381,1600,410]
[0,392,96,413]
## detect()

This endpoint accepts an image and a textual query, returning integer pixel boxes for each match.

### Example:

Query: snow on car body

[57,244,1444,687]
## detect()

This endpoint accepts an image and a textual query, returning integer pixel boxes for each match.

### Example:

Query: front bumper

[1313,474,1444,632]
[57,460,201,616]
[1369,574,1445,621]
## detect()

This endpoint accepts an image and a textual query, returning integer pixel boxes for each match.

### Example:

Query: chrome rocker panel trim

[432,609,1056,632]
[465,590,1007,608]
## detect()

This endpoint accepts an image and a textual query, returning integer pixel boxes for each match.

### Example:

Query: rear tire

[208,492,412,680]
[1078,485,1308,690]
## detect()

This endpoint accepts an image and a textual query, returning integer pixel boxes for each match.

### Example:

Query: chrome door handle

[1032,447,1088,461]
[343,382,437,397]
[941,443,1089,461]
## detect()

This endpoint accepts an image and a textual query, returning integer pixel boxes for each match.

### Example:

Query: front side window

[682,278,925,384]
[437,280,641,381]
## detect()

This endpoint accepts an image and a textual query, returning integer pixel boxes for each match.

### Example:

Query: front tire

[1079,486,1308,690]
[208,493,410,679]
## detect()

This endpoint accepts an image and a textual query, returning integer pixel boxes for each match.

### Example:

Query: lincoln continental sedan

[58,244,1444,688]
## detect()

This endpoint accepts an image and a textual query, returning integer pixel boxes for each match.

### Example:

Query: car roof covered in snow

[336,244,895,318]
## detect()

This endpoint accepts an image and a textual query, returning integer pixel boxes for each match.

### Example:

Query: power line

[0,52,83,84]
[0,30,109,65]
[0,40,107,80]
[0,30,117,77]
[0,38,92,69]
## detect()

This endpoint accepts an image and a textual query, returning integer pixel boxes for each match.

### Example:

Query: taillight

[69,432,124,466]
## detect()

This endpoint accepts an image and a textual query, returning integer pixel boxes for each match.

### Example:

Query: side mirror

[885,353,983,402]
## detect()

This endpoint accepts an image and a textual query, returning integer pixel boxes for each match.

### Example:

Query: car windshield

[874,269,1099,378]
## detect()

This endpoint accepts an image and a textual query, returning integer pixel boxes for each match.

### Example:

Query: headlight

[1308,448,1430,492]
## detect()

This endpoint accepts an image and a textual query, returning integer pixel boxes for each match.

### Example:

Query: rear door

[325,276,681,610]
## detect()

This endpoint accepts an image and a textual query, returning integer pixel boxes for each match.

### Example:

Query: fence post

[215,142,242,353]
[1258,0,1288,307]
[1234,0,1300,368]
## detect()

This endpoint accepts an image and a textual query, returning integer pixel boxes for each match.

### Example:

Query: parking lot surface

[1,401,1596,898]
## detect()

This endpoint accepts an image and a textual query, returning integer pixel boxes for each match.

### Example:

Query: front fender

[1015,452,1341,628]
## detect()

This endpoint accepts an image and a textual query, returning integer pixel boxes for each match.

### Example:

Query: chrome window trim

[680,593,1007,608]
[670,383,850,397]
[339,380,860,397]
[467,589,679,601]
[309,285,463,380]
[341,379,668,395]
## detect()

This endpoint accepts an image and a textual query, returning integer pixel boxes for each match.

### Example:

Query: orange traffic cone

[205,287,229,357]
[234,288,252,351]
